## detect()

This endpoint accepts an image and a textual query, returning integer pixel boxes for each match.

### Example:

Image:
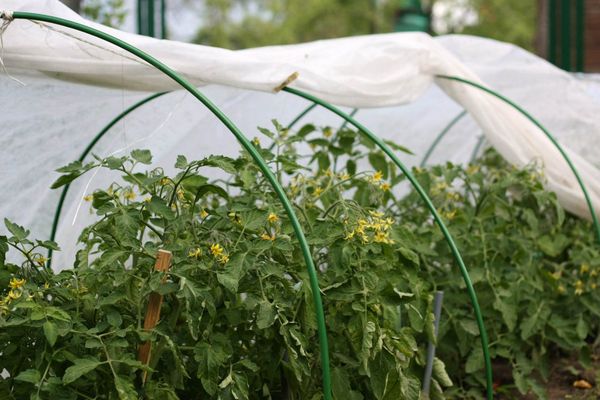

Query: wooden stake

[138,249,172,383]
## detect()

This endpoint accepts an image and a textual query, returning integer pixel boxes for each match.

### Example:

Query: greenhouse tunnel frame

[48,71,600,399]
[15,10,597,400]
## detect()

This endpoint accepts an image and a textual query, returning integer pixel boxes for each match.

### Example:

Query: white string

[71,92,187,226]
[0,10,25,86]
[31,20,150,67]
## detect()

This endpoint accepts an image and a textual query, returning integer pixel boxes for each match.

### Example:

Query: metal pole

[420,110,467,167]
[160,0,166,39]
[422,291,444,397]
[561,0,571,70]
[576,0,585,72]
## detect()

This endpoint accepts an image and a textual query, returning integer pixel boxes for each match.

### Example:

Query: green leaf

[114,376,138,400]
[494,296,517,332]
[216,253,246,293]
[0,235,7,267]
[147,196,175,220]
[14,369,40,384]
[203,155,237,174]
[257,126,275,139]
[131,149,152,164]
[576,316,588,340]
[432,358,453,387]
[107,309,123,327]
[383,139,413,155]
[43,320,58,347]
[368,152,388,178]
[104,156,126,170]
[256,301,276,329]
[465,346,483,374]
[521,301,550,340]
[175,154,189,169]
[297,124,315,137]
[331,368,363,400]
[63,358,102,384]
[4,219,30,241]
[458,319,480,336]
[56,160,83,173]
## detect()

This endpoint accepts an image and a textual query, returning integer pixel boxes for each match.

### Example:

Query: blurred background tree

[191,0,536,51]
[436,0,537,51]
[61,0,537,52]
[191,0,399,48]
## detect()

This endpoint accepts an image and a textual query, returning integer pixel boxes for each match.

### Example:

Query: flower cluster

[210,243,229,264]
[0,277,26,315]
[344,210,394,244]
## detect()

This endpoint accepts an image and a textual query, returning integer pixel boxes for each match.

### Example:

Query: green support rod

[9,12,332,399]
[287,102,318,130]
[470,135,486,163]
[47,91,168,267]
[338,108,358,131]
[283,86,494,400]
[436,75,600,245]
[420,110,467,167]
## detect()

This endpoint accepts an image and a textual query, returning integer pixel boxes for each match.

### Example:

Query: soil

[494,350,600,399]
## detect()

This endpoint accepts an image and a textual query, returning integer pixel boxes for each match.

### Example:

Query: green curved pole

[338,108,358,131]
[470,135,486,163]
[282,86,494,400]
[47,91,168,267]
[437,75,600,244]
[420,110,467,167]
[10,12,332,398]
[287,102,318,130]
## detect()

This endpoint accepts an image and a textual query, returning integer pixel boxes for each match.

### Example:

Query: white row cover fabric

[1,0,600,267]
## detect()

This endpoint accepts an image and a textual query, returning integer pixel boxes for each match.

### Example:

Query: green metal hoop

[282,86,494,400]
[420,110,467,167]
[437,75,600,244]
[11,12,332,399]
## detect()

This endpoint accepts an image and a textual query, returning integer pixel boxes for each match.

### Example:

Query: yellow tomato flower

[261,233,276,241]
[177,189,185,200]
[323,127,333,138]
[160,177,170,186]
[124,189,136,201]
[575,280,584,296]
[210,244,224,257]
[9,278,25,289]
[580,263,590,274]
[313,187,323,197]
[200,209,209,218]
[252,137,261,146]
[8,290,21,300]
[188,248,202,258]
[380,183,390,191]
[34,256,48,267]
[267,213,279,224]
[83,195,93,202]
[372,171,383,182]
[339,173,350,181]
[218,254,229,264]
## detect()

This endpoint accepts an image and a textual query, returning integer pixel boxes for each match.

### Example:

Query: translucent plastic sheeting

[2,2,600,268]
